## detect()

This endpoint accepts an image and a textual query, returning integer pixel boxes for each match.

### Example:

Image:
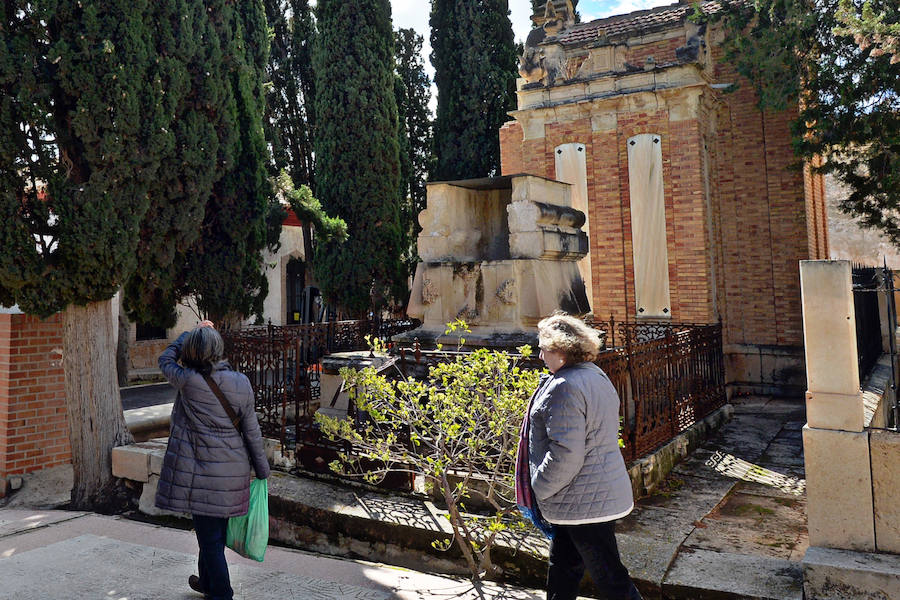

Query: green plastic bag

[226,478,268,562]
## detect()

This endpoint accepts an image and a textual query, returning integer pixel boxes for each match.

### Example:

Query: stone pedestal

[406,174,590,346]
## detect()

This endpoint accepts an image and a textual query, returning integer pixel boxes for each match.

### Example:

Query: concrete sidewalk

[0,508,546,599]
[1,395,808,600]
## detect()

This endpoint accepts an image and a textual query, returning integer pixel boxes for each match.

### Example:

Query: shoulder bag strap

[202,373,241,431]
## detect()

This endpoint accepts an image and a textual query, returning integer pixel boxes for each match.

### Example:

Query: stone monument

[400,173,591,347]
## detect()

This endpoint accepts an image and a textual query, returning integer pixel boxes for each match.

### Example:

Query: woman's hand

[198,320,215,329]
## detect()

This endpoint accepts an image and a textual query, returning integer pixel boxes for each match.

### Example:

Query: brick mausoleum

[502,0,828,394]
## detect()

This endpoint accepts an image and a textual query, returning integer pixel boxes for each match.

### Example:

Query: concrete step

[662,548,803,600]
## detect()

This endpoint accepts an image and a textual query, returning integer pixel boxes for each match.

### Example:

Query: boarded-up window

[555,143,592,300]
[627,134,670,318]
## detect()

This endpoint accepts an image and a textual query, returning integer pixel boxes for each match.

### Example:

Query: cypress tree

[431,0,518,180]
[182,0,281,325]
[312,0,403,315]
[0,0,167,508]
[394,28,433,284]
[264,0,317,188]
[123,0,233,327]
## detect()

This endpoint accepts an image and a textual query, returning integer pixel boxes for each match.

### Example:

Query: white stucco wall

[260,223,305,327]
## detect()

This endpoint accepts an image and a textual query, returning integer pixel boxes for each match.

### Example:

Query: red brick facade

[502,18,828,391]
[0,313,70,486]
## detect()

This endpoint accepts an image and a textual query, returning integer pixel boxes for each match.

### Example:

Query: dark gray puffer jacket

[155,332,270,518]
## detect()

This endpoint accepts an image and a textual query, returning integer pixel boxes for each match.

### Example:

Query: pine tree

[711,0,900,246]
[394,28,433,289]
[431,0,518,180]
[836,0,899,64]
[312,0,403,316]
[0,0,168,508]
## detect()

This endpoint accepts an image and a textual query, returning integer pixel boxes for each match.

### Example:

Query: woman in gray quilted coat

[529,314,642,600]
[155,322,270,600]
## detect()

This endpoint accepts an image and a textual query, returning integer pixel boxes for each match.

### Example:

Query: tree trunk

[63,299,135,510]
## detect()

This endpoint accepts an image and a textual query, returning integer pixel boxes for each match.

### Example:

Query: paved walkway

[0,395,808,599]
[0,509,546,599]
[632,395,807,599]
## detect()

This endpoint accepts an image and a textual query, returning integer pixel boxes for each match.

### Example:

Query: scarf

[515,376,555,539]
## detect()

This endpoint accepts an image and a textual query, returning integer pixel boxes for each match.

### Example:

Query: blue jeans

[193,514,234,600]
[547,520,642,600]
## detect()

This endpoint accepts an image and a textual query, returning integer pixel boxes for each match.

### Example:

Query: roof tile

[550,1,721,47]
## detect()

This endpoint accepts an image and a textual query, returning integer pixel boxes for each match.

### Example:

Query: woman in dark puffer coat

[156,321,270,600]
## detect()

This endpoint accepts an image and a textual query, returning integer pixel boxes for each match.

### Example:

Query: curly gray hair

[537,313,602,364]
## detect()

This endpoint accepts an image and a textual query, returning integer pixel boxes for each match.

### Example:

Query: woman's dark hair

[181,327,224,375]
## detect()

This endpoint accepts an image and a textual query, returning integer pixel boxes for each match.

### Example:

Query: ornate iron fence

[594,322,726,461]
[392,321,726,463]
[221,318,420,447]
[225,317,724,477]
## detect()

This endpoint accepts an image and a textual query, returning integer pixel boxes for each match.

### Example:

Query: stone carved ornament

[422,278,438,305]
[496,278,516,305]
[519,0,577,86]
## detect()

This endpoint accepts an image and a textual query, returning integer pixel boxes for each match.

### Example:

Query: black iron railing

[391,321,726,463]
[221,318,420,445]
[851,264,899,429]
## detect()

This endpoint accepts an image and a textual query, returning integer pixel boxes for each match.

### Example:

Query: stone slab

[638,474,735,517]
[803,426,875,551]
[663,548,803,600]
[870,428,900,554]
[682,492,807,560]
[805,391,865,432]
[124,402,174,442]
[800,260,860,396]
[757,439,805,469]
[0,509,87,539]
[704,416,786,461]
[617,505,698,545]
[616,532,682,590]
[0,534,390,600]
[803,546,900,600]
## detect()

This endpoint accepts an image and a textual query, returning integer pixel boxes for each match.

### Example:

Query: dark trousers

[193,514,234,600]
[547,520,642,600]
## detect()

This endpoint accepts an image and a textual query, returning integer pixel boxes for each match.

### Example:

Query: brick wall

[0,313,70,485]
[499,51,821,364]
[501,108,718,326]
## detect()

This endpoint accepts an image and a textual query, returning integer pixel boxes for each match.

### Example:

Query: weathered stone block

[138,474,189,519]
[111,444,152,483]
[870,429,900,554]
[724,347,761,384]
[803,426,875,551]
[800,261,860,396]
[805,391,865,432]
[803,546,900,600]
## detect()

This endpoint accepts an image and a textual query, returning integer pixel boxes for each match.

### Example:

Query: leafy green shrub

[315,322,541,580]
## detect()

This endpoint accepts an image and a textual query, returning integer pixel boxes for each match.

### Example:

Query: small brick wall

[0,313,70,488]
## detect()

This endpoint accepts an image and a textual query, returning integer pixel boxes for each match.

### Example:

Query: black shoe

[188,575,209,598]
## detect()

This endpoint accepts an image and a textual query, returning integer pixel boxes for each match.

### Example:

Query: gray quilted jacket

[155,332,270,518]
[528,362,633,524]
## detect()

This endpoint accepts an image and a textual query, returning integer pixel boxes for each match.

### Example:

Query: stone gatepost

[800,260,900,599]
[799,260,874,551]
